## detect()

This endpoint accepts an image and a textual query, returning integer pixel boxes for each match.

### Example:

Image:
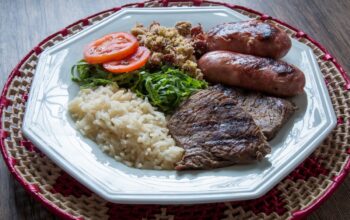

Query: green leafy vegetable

[71,61,207,113]
[134,67,207,113]
[71,60,139,88]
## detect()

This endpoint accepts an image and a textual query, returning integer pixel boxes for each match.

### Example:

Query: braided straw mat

[1,1,349,219]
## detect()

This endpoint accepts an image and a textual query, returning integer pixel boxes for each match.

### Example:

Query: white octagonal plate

[23,7,336,204]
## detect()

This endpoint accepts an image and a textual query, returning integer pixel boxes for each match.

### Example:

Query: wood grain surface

[0,0,349,219]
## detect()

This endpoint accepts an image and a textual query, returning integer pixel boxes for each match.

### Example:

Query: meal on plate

[69,20,306,170]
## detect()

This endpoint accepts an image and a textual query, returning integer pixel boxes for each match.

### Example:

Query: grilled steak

[212,85,297,140]
[168,88,270,170]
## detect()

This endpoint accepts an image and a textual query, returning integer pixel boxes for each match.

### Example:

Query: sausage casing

[207,20,292,59]
[198,51,305,97]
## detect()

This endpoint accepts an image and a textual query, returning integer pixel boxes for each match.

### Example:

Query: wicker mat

[1,1,349,219]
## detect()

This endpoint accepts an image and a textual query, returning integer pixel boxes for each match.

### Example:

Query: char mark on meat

[168,88,270,170]
[211,85,297,140]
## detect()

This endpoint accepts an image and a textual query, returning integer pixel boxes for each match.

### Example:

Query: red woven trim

[338,117,344,125]
[1,1,349,220]
[0,3,129,220]
[0,57,79,220]
[274,27,349,90]
[22,93,28,102]
[292,157,350,219]
[0,97,10,108]
[161,0,203,6]
[347,148,350,154]
[197,8,349,217]
[214,1,350,217]
[0,129,8,139]
[260,14,272,21]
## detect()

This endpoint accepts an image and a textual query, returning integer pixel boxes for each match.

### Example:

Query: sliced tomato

[83,32,138,64]
[103,46,151,73]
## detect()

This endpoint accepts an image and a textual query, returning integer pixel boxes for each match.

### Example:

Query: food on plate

[168,87,271,170]
[198,51,305,97]
[206,20,291,59]
[212,85,297,140]
[83,32,150,73]
[69,20,304,170]
[71,60,140,88]
[84,32,139,64]
[71,63,207,113]
[131,22,203,79]
[175,21,192,36]
[103,46,150,73]
[190,24,209,58]
[132,66,207,113]
[68,86,184,169]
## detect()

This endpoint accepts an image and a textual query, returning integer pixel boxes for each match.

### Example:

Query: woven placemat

[1,1,349,219]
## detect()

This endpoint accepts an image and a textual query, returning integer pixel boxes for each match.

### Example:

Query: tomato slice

[83,32,138,64]
[103,46,151,73]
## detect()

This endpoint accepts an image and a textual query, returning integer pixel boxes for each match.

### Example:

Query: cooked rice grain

[68,86,184,169]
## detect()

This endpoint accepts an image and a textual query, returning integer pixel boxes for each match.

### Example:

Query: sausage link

[207,20,291,59]
[198,51,305,97]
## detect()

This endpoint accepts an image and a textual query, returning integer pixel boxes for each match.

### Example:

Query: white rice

[68,85,184,169]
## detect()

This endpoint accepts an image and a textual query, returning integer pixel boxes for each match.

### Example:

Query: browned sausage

[198,51,305,97]
[207,20,291,59]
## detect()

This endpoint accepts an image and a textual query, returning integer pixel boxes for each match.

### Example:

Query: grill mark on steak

[168,89,270,170]
[211,85,297,140]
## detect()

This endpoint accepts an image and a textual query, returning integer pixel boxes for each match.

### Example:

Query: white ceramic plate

[22,7,336,204]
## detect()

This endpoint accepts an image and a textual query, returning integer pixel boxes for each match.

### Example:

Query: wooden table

[1,0,349,219]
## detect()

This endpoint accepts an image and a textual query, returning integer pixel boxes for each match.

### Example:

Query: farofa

[68,86,184,170]
[131,21,203,79]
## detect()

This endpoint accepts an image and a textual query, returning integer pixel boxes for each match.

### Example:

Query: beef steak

[168,88,271,170]
[212,85,297,140]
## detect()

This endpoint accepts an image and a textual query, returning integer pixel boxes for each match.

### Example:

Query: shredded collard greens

[71,60,207,113]
[71,60,140,88]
